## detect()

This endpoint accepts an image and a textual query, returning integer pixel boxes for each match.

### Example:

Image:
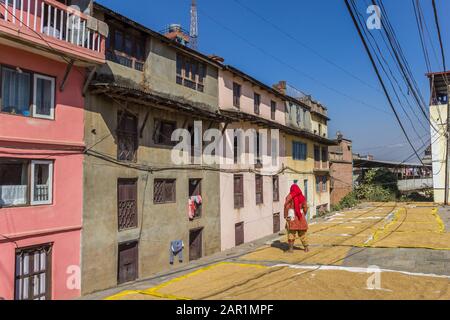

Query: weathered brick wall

[330,161,353,205]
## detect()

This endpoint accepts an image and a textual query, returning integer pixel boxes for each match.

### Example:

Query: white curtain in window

[1,68,30,115]
[0,185,27,206]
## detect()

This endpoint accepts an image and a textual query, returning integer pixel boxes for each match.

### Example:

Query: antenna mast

[190,0,198,50]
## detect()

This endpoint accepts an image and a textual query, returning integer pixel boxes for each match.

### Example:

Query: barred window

[118,179,138,231]
[117,111,138,162]
[154,179,176,204]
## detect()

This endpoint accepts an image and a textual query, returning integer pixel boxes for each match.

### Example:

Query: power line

[231,0,382,94]
[344,0,425,165]
[373,1,435,127]
[196,6,393,117]
[431,0,447,71]
[417,0,441,70]
[355,8,428,142]
[413,0,432,73]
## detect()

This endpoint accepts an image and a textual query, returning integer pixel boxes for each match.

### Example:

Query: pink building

[0,0,105,300]
[218,66,288,251]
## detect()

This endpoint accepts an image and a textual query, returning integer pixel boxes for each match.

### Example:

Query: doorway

[118,241,138,285]
[189,228,203,261]
[235,222,245,246]
[273,213,281,234]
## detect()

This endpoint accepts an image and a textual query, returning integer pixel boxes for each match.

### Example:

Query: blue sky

[96,0,450,162]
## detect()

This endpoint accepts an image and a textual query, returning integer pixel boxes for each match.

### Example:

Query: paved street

[84,202,450,300]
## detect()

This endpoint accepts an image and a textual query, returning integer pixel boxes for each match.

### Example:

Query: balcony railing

[34,184,49,202]
[0,0,105,57]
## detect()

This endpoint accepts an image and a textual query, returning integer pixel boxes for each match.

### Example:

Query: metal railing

[34,184,49,202]
[1,0,104,53]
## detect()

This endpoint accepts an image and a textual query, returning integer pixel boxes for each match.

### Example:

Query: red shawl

[290,184,306,220]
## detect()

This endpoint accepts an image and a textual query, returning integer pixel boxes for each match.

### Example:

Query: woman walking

[284,184,309,253]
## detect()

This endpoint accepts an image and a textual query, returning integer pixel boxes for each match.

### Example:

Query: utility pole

[445,83,450,205]
[190,0,198,51]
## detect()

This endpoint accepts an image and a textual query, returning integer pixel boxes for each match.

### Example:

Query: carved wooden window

[154,179,176,204]
[117,111,138,162]
[154,120,177,146]
[106,25,146,71]
[118,179,138,231]
[176,54,206,92]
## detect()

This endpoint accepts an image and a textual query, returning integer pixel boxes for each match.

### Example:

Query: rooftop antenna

[190,0,198,50]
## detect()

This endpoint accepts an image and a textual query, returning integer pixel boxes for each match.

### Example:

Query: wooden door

[235,222,244,246]
[15,245,52,300]
[118,241,138,284]
[273,213,281,234]
[189,228,203,261]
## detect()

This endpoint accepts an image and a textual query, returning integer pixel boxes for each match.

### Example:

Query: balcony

[0,0,106,65]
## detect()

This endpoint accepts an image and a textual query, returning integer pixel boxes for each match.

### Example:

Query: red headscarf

[290,184,306,220]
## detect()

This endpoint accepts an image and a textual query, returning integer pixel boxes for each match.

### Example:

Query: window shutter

[255,175,263,205]
[234,175,244,209]
[118,179,138,231]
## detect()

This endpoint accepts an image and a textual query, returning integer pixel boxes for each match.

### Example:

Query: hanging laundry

[194,195,203,205]
[188,198,196,220]
[188,195,203,220]
[170,240,184,264]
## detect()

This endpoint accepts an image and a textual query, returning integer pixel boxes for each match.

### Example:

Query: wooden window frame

[316,176,322,193]
[176,54,206,92]
[153,179,176,204]
[322,176,328,193]
[255,174,264,205]
[117,178,138,231]
[292,142,307,161]
[15,244,52,300]
[272,175,280,202]
[270,100,277,120]
[254,92,261,114]
[322,147,329,168]
[106,24,146,72]
[233,174,244,209]
[154,119,177,146]
[117,111,138,163]
[314,145,321,169]
[233,82,241,108]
